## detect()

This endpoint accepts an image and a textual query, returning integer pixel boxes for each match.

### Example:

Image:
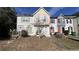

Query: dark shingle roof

[16,7,51,16]
[17,14,33,17]
[72,12,79,16]
[64,16,76,19]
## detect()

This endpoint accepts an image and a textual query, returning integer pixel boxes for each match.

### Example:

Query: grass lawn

[0,36,79,51]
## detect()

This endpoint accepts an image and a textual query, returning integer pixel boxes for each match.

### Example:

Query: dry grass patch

[0,36,79,51]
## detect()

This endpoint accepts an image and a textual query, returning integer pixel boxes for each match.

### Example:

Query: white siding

[17,16,32,32]
[64,19,74,34]
[16,8,61,37]
[65,19,74,31]
[50,19,58,34]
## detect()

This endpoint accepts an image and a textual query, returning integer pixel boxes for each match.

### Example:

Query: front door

[36,27,42,35]
[27,25,32,34]
[58,26,61,33]
[62,27,65,33]
[50,27,54,33]
[68,27,73,34]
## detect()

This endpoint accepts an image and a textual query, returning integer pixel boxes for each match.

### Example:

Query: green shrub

[21,30,29,37]
[71,32,76,36]
[54,32,63,38]
[64,30,69,35]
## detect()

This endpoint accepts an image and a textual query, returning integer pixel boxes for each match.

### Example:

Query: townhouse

[17,7,75,37]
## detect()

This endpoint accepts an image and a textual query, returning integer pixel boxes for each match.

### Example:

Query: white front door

[27,25,32,35]
[42,27,50,37]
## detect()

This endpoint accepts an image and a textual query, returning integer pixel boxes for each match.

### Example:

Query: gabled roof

[33,7,50,16]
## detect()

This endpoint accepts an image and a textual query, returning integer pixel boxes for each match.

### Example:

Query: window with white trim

[66,19,68,23]
[70,19,72,23]
[51,19,55,23]
[21,17,30,22]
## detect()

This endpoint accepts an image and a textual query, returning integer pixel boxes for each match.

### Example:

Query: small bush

[12,30,18,35]
[54,32,63,38]
[71,32,76,36]
[54,32,58,35]
[64,30,69,35]
[21,30,28,37]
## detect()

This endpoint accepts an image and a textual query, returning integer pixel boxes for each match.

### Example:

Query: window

[43,16,46,22]
[51,19,55,23]
[21,17,25,22]
[21,17,30,22]
[40,15,46,22]
[66,19,68,23]
[58,19,60,23]
[18,25,24,31]
[70,19,72,23]
[36,16,40,23]
[36,17,40,23]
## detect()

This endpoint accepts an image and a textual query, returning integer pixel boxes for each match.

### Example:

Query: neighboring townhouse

[17,7,50,37]
[72,12,79,36]
[64,16,75,34]
[50,14,75,35]
[57,14,65,33]
[50,17,58,34]
[58,14,74,35]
